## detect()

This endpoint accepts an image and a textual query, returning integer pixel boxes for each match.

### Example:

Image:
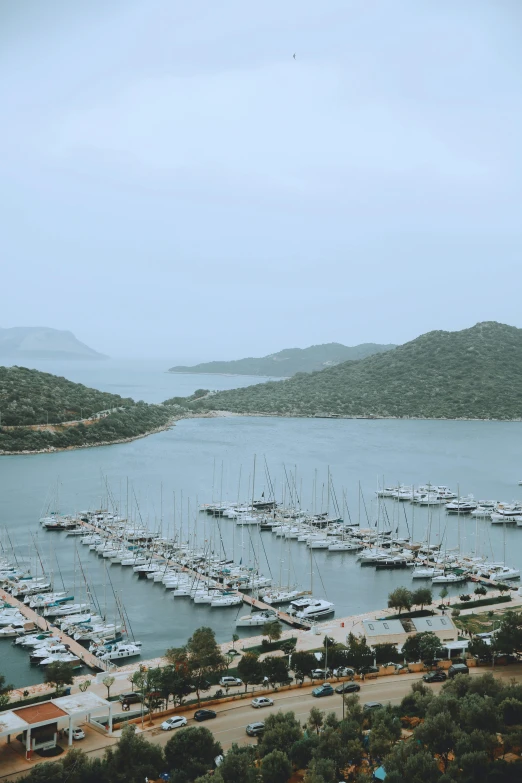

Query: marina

[2,381,522,688]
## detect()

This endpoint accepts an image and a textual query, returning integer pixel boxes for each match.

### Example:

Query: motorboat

[488,566,520,581]
[39,652,80,666]
[236,610,277,627]
[411,567,444,579]
[432,572,469,584]
[445,497,477,514]
[295,599,334,620]
[93,641,142,661]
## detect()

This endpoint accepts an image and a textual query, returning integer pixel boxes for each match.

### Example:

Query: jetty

[74,519,312,631]
[0,588,109,672]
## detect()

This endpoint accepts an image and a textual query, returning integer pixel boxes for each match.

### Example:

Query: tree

[231,634,239,650]
[304,758,336,783]
[216,744,258,783]
[373,643,400,665]
[468,637,492,663]
[78,680,91,693]
[439,587,449,603]
[186,627,227,704]
[160,664,193,707]
[387,586,413,616]
[418,632,443,662]
[493,611,522,655]
[238,652,263,691]
[415,711,461,771]
[259,712,302,757]
[0,674,13,709]
[104,723,165,782]
[474,585,487,596]
[496,583,511,595]
[459,594,472,603]
[44,662,74,693]
[260,749,292,783]
[308,706,324,735]
[102,675,115,700]
[291,651,317,683]
[164,725,222,781]
[345,633,373,670]
[263,656,290,687]
[263,621,283,644]
[131,667,163,723]
[289,736,319,769]
[412,587,432,611]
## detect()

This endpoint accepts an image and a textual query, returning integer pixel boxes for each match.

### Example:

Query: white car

[160,716,188,731]
[219,676,243,687]
[72,728,85,741]
[251,697,274,709]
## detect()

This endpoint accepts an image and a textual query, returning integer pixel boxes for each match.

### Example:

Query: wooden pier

[0,588,108,672]
[74,520,312,631]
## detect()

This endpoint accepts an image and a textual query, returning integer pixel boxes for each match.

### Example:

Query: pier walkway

[74,520,312,630]
[0,588,108,672]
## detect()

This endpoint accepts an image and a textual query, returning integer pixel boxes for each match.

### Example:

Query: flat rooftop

[12,703,67,725]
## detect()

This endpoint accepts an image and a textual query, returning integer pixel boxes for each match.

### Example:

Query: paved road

[149,665,522,751]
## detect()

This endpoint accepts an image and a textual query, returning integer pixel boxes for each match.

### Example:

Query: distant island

[178,322,522,421]
[0,366,172,454]
[0,327,106,360]
[168,342,396,377]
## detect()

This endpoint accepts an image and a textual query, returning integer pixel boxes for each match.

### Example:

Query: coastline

[2,408,521,456]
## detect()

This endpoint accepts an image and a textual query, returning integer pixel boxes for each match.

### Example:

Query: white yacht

[411,567,444,579]
[445,497,477,513]
[236,610,277,627]
[39,652,80,666]
[432,572,469,584]
[210,594,243,607]
[93,641,142,661]
[262,589,307,605]
[295,599,334,620]
[488,565,520,581]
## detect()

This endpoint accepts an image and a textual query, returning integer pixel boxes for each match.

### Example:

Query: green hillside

[184,322,522,420]
[0,366,172,453]
[168,342,396,377]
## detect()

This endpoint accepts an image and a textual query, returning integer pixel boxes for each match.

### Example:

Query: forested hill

[185,322,522,420]
[0,366,172,453]
[168,342,396,377]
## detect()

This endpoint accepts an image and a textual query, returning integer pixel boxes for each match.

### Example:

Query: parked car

[118,692,142,705]
[251,697,274,709]
[246,721,265,736]
[358,665,379,675]
[72,728,85,741]
[335,682,360,694]
[333,666,355,678]
[493,654,519,666]
[311,669,331,680]
[363,702,383,711]
[382,662,405,671]
[219,676,243,687]
[448,663,469,678]
[423,670,447,683]
[312,684,334,698]
[194,709,217,722]
[161,716,188,731]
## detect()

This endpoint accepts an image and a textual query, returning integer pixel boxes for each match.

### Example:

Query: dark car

[246,721,265,736]
[358,666,379,675]
[312,684,334,698]
[119,692,142,705]
[363,702,383,712]
[423,670,447,683]
[194,709,217,722]
[448,663,469,678]
[335,682,361,694]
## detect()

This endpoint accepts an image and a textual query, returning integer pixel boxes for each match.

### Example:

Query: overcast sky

[2,1,521,360]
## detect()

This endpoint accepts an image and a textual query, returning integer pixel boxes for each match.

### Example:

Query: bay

[1,360,522,687]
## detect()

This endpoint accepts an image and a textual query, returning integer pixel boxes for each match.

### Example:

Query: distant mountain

[0,327,106,360]
[168,342,396,377]
[184,322,522,420]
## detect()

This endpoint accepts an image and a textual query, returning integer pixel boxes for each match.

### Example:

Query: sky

[1,0,522,360]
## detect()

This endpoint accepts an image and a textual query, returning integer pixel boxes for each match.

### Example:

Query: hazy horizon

[2,1,522,359]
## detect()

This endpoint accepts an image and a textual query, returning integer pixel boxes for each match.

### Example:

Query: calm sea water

[1,359,522,686]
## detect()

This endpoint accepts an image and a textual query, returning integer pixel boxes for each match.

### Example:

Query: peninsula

[0,366,172,454]
[168,341,396,377]
[179,322,522,421]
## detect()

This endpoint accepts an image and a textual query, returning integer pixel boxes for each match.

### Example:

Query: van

[448,663,469,678]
